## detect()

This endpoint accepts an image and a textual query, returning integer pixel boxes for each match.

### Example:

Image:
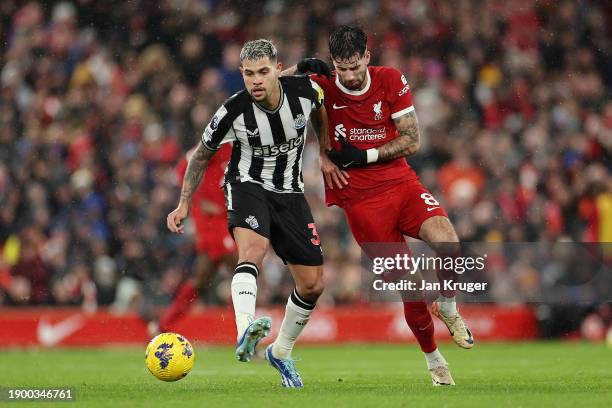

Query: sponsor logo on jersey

[245,215,259,229]
[348,126,386,141]
[335,123,386,141]
[252,135,304,157]
[401,74,408,85]
[334,123,346,141]
[246,128,260,138]
[333,103,348,109]
[373,101,383,120]
[294,113,307,130]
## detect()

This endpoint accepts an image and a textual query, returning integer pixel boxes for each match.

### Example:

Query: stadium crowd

[0,0,610,315]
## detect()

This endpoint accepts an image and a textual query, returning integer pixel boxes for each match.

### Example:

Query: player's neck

[258,82,282,111]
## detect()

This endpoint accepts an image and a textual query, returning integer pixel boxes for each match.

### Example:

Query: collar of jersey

[253,82,284,114]
[335,68,371,96]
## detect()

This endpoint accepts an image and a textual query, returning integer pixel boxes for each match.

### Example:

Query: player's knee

[240,242,269,265]
[298,279,324,303]
[420,216,459,244]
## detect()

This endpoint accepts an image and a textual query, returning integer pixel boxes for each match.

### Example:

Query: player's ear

[276,62,282,73]
[364,50,371,65]
[239,66,244,76]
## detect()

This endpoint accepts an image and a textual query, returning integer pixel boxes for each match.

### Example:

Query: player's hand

[167,202,189,234]
[327,136,367,169]
[297,58,331,78]
[320,151,349,189]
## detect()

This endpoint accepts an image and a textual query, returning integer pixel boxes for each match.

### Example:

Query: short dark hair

[329,26,367,61]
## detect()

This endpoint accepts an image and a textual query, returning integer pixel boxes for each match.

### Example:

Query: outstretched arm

[375,110,421,162]
[167,143,216,233]
[180,143,215,204]
[281,58,331,78]
[281,65,299,76]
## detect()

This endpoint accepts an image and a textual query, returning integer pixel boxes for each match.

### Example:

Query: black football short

[224,182,323,266]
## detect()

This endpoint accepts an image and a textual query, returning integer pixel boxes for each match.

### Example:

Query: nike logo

[37,314,85,347]
[342,161,355,168]
[427,207,440,211]
[333,104,348,109]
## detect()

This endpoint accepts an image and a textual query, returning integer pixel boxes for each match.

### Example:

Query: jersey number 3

[308,223,321,246]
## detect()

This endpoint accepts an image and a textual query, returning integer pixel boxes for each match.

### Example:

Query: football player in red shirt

[287,26,474,386]
[149,143,236,335]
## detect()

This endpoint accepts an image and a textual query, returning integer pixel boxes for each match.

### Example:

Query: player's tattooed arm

[167,142,216,234]
[377,110,421,162]
[180,143,215,204]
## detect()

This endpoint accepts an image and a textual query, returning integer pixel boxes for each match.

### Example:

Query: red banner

[0,305,537,348]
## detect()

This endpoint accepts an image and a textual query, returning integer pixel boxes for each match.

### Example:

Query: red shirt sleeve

[386,67,415,119]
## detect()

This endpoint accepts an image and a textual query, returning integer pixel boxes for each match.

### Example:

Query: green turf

[1,342,610,407]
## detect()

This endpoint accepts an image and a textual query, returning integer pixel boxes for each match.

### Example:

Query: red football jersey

[176,143,232,222]
[311,66,419,206]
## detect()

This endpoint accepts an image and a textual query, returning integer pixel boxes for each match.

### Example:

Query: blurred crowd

[0,0,610,312]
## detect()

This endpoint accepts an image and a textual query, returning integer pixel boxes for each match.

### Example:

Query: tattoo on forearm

[378,110,420,161]
[180,143,214,203]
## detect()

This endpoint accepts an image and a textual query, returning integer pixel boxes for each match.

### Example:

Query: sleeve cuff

[391,105,415,119]
[366,148,379,164]
[200,139,218,151]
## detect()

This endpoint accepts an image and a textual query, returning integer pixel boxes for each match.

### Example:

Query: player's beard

[341,72,366,90]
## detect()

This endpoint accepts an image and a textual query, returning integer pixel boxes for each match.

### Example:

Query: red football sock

[159,281,199,332]
[403,301,437,353]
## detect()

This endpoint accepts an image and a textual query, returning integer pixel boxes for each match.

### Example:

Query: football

[145,333,195,382]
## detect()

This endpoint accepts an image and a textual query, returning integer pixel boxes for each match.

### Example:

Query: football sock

[436,295,458,316]
[403,301,437,353]
[272,288,315,359]
[231,262,259,341]
[424,348,448,370]
[159,281,199,332]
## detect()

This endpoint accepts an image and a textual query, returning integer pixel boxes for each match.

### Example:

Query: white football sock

[272,289,315,359]
[231,263,259,341]
[424,348,448,370]
[437,295,458,316]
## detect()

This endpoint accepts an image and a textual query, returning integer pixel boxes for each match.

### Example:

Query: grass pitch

[1,342,610,407]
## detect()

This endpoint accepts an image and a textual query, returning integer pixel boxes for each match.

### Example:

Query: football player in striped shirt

[167,39,339,388]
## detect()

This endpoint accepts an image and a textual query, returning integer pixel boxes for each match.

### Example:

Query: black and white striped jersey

[201,76,324,193]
